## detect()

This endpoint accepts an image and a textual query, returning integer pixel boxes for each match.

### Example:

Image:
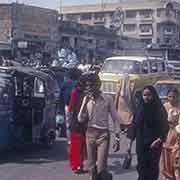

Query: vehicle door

[13,73,34,143]
[32,77,46,141]
[0,72,13,148]
[44,78,57,131]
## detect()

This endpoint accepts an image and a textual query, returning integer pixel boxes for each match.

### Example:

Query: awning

[0,42,11,50]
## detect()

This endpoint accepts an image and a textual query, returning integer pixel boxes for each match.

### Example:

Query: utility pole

[101,0,104,9]
[60,0,62,14]
[59,0,63,20]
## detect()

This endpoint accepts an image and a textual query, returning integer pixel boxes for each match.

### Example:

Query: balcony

[59,21,79,34]
[93,18,105,25]
[159,39,175,47]
[139,15,153,22]
[157,11,177,24]
[163,30,174,36]
[139,31,153,36]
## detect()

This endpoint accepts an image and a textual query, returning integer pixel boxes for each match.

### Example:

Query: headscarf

[132,85,168,141]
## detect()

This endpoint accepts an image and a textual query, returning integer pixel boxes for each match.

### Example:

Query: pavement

[0,135,163,180]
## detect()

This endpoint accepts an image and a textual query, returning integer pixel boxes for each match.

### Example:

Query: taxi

[99,56,168,96]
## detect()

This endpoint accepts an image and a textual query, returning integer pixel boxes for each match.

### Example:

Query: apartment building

[62,0,180,46]
[59,20,145,63]
[0,3,59,58]
[59,21,120,62]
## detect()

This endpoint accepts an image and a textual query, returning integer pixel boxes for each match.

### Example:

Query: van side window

[162,62,166,71]
[142,62,148,73]
[150,62,158,73]
[157,62,165,72]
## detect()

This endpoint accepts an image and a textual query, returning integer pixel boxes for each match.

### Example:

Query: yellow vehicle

[154,79,180,102]
[99,56,169,96]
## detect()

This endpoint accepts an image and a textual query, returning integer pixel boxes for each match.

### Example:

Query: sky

[1,0,119,10]
[2,0,180,9]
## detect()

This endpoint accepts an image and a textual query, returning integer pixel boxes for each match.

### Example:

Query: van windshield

[101,60,141,74]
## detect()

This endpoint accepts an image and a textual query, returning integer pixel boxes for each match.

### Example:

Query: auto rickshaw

[0,66,57,150]
[39,67,70,137]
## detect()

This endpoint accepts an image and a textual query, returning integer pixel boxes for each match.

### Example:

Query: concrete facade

[59,20,145,63]
[0,3,59,58]
[62,0,180,46]
[59,21,120,63]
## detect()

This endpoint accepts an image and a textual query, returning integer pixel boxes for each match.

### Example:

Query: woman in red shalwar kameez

[68,77,87,174]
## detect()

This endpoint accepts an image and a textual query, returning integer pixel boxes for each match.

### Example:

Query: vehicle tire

[46,131,56,148]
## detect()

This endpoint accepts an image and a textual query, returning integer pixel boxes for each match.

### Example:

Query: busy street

[0,0,180,180]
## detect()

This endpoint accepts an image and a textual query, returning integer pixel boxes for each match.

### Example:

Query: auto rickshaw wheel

[46,130,56,148]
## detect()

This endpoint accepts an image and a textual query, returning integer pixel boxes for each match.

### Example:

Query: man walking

[78,73,121,180]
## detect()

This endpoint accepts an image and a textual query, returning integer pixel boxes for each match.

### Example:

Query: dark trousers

[136,144,161,180]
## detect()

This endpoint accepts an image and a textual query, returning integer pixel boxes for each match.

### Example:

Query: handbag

[122,152,132,169]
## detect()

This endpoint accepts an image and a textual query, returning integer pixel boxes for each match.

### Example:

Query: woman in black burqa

[128,85,169,180]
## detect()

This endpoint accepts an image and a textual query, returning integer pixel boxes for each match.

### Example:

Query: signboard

[0,5,12,42]
[17,5,58,40]
[17,41,28,48]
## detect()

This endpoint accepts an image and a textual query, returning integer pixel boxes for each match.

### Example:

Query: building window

[157,8,163,17]
[157,38,160,43]
[80,13,92,20]
[66,14,79,21]
[123,24,136,32]
[157,23,161,32]
[140,24,152,33]
[109,12,114,18]
[178,11,180,19]
[94,12,104,20]
[125,10,137,18]
[141,39,152,45]
[139,9,152,18]
[164,24,175,34]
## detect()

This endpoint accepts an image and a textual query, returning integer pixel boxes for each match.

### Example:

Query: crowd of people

[58,68,180,180]
[0,54,179,179]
